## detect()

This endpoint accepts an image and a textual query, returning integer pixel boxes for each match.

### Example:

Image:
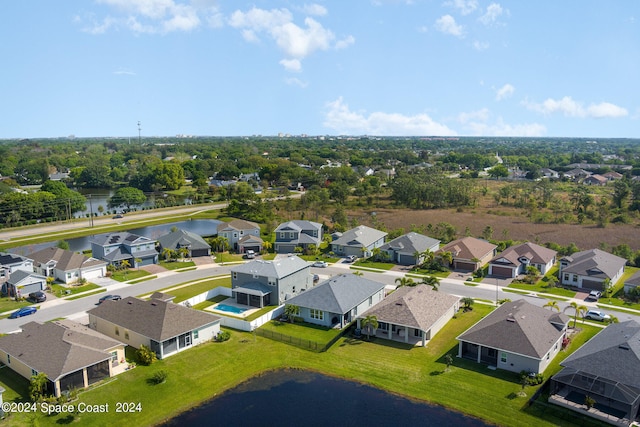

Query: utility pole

[88,194,94,227]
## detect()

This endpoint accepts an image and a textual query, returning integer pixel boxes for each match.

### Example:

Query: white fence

[180,287,284,332]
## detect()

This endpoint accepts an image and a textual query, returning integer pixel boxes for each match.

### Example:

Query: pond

[74,188,191,217]
[9,219,221,256]
[162,370,492,427]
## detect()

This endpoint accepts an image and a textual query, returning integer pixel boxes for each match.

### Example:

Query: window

[111,351,118,362]
[115,327,120,336]
[414,329,423,337]
[292,286,296,293]
[369,296,373,306]
[124,331,130,340]
[564,274,569,281]
[572,275,578,282]
[7,354,10,364]
[310,309,324,320]
[279,232,285,239]
[194,330,199,339]
[32,369,38,376]
[289,232,295,239]
[500,352,507,363]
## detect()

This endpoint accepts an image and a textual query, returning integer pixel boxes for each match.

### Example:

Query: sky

[1,1,639,139]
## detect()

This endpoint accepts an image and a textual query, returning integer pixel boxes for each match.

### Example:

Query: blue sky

[1,1,638,138]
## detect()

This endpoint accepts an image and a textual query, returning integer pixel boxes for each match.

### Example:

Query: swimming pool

[214,303,248,314]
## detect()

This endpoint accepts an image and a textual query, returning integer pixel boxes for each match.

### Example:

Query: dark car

[28,291,46,303]
[9,306,37,319]
[98,294,122,304]
[112,214,124,219]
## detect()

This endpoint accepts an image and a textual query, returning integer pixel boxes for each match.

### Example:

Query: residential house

[2,270,47,298]
[359,284,459,347]
[541,168,559,179]
[379,232,440,266]
[231,256,312,307]
[217,219,262,253]
[624,271,640,295]
[90,232,159,268]
[87,295,221,360]
[437,237,497,272]
[602,171,624,181]
[29,247,107,284]
[0,320,126,397]
[583,174,608,186]
[559,249,627,291]
[285,274,386,329]
[0,252,33,282]
[330,225,387,258]
[157,229,211,258]
[274,220,323,254]
[488,242,557,279]
[457,299,569,374]
[549,320,640,426]
[563,168,592,181]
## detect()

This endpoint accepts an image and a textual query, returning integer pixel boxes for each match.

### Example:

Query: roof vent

[395,302,403,306]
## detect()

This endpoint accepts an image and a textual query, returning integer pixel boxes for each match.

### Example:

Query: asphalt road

[2,258,635,335]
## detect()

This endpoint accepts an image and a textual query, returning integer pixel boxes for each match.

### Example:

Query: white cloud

[445,0,478,16]
[280,59,302,72]
[495,83,515,101]
[113,69,136,76]
[524,96,628,118]
[285,77,309,88]
[466,119,546,137]
[300,4,328,17]
[229,7,353,71]
[323,97,457,136]
[473,40,489,51]
[479,3,506,26]
[457,108,490,124]
[81,0,220,33]
[435,15,464,38]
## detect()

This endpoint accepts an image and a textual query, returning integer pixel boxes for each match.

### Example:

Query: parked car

[345,255,357,263]
[112,214,124,219]
[28,291,46,303]
[312,261,328,268]
[98,294,122,304]
[587,290,602,301]
[9,306,37,319]
[584,310,611,322]
[244,250,256,259]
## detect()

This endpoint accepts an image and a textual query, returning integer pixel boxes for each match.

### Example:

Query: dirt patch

[139,264,168,274]
[357,207,640,251]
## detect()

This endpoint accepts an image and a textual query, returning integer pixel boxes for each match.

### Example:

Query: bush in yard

[150,370,168,385]
[215,331,231,342]
[137,344,157,365]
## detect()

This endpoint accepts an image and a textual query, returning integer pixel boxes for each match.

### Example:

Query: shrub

[136,344,157,366]
[150,370,168,385]
[215,331,231,342]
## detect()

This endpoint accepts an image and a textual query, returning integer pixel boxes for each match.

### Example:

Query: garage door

[455,261,476,272]
[276,244,296,253]
[398,254,415,265]
[20,282,43,295]
[491,266,514,278]
[582,280,602,290]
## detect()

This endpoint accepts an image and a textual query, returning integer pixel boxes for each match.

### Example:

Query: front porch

[367,322,427,347]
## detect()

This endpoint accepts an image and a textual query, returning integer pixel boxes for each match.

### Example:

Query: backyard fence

[255,324,350,353]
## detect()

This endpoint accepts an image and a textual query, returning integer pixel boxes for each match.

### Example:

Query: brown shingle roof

[438,237,496,261]
[490,242,557,267]
[28,247,106,271]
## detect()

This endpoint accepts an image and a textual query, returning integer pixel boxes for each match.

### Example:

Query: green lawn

[110,269,151,282]
[214,252,244,263]
[51,283,100,297]
[259,319,344,344]
[508,282,577,297]
[0,297,31,314]
[0,303,600,427]
[159,260,196,270]
[352,260,396,270]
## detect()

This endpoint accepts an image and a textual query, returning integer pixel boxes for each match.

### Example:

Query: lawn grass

[154,277,231,303]
[509,282,577,297]
[352,259,396,270]
[67,289,106,301]
[110,269,151,282]
[51,283,100,297]
[0,303,600,427]
[159,260,196,270]
[215,252,244,264]
[259,319,343,344]
[0,297,31,314]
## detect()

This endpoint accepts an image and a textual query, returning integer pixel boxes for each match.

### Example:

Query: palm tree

[421,276,440,291]
[543,300,560,312]
[395,277,415,287]
[437,251,453,267]
[284,304,299,323]
[461,297,474,311]
[361,315,378,341]
[421,249,435,266]
[566,301,587,328]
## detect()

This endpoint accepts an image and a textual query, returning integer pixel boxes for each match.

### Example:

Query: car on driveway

[345,255,357,263]
[98,294,122,304]
[584,310,611,322]
[312,261,328,268]
[28,291,47,303]
[9,306,37,319]
[586,290,602,301]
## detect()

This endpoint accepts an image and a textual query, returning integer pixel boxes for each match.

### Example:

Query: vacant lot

[363,207,640,251]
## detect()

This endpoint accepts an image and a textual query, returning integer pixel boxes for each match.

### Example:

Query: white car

[584,310,611,322]
[312,261,328,268]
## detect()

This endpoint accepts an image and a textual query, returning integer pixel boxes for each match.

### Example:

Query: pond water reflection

[163,370,492,427]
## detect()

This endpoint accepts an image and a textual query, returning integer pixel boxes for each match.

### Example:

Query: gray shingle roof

[6,270,46,286]
[87,297,220,342]
[379,232,440,254]
[0,252,32,267]
[0,321,121,381]
[28,247,106,272]
[285,274,385,314]
[231,256,309,279]
[626,271,640,287]
[331,226,387,248]
[457,299,569,359]
[560,320,640,386]
[90,232,156,247]
[561,249,627,279]
[217,219,260,233]
[157,229,210,251]
[490,242,557,267]
[363,285,459,331]
[275,220,322,233]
